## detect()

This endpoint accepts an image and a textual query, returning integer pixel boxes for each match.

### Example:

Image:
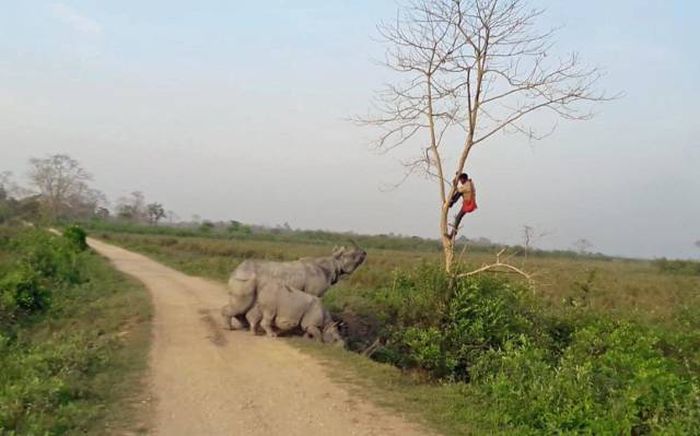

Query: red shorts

[462,199,477,213]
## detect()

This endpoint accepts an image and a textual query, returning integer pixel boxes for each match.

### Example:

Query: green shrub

[1,229,86,329]
[331,264,700,433]
[653,258,700,275]
[0,269,47,320]
[345,265,543,380]
[14,230,83,285]
[471,320,699,433]
[63,225,88,252]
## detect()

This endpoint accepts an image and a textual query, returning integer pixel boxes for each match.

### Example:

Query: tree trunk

[440,201,454,272]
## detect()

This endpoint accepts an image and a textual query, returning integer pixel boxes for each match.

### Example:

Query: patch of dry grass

[95,230,699,326]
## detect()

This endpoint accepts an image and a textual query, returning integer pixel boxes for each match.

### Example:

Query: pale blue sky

[1,1,698,259]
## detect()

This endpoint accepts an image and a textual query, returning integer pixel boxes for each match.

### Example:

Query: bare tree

[522,225,534,258]
[67,186,107,219]
[359,0,610,271]
[147,202,166,225]
[116,191,147,222]
[522,224,549,260]
[95,206,110,220]
[27,154,103,220]
[0,172,14,201]
[573,238,593,255]
[166,210,179,224]
[0,171,27,199]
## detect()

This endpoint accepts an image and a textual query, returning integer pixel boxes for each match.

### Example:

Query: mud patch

[199,309,227,347]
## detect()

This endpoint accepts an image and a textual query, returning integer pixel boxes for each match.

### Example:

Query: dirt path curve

[87,237,430,436]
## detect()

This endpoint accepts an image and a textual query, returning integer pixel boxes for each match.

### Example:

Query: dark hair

[458,173,469,182]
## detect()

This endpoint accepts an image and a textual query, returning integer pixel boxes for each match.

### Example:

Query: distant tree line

[1,154,169,225]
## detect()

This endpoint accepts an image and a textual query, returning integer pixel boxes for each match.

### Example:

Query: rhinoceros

[224,244,366,328]
[235,280,344,345]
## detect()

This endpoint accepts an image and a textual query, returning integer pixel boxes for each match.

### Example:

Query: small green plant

[63,224,88,252]
[199,221,215,233]
[0,269,47,324]
[16,230,83,284]
[0,228,87,330]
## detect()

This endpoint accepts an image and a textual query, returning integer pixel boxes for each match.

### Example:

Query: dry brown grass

[94,230,699,326]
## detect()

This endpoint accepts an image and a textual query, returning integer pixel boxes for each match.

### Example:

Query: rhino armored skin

[224,245,366,328]
[227,281,344,345]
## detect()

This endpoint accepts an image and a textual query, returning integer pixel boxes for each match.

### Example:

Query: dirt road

[88,237,429,436]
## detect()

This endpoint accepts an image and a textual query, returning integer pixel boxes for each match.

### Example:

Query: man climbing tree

[359,0,611,271]
[447,173,477,239]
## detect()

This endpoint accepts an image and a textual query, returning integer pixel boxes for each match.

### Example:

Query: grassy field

[0,226,152,434]
[84,222,700,434]
[89,225,699,327]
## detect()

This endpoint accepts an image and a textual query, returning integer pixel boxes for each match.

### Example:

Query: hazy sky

[1,1,698,259]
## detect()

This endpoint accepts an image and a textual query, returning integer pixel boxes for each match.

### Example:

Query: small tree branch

[457,248,536,290]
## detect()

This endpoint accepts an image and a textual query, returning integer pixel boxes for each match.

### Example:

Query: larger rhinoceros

[224,245,366,329]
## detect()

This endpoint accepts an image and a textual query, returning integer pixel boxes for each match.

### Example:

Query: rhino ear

[332,246,345,257]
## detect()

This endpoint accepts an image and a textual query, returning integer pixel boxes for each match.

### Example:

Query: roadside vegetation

[82,221,698,325]
[85,221,700,434]
[0,224,152,434]
[5,155,698,433]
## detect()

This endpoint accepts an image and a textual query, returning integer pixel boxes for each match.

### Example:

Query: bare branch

[457,248,537,290]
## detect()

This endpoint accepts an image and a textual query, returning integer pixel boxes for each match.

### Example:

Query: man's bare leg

[449,210,466,239]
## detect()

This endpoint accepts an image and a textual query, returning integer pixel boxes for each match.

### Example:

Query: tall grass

[80,219,618,260]
[94,229,700,326]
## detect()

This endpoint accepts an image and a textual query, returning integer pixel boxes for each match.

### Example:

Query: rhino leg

[260,311,277,337]
[300,302,325,341]
[221,304,245,330]
[228,316,245,330]
[227,277,257,315]
[246,306,262,335]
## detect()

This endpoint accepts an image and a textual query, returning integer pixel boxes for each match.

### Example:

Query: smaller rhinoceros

[225,280,344,346]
